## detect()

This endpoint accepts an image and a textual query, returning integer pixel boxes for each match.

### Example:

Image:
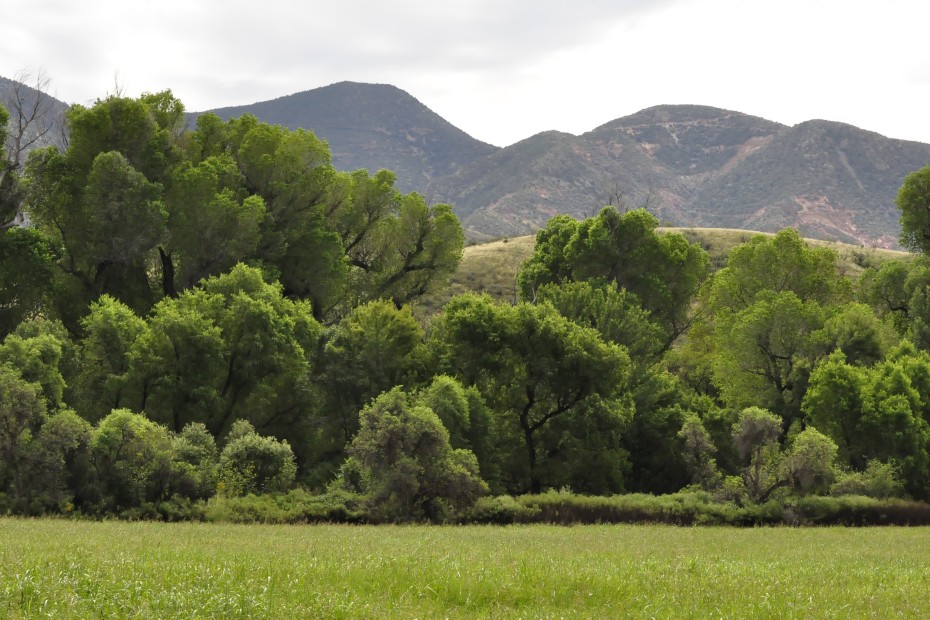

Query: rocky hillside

[429,105,930,246]
[188,81,499,193]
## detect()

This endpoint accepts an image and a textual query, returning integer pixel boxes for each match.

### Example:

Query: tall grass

[2,519,930,618]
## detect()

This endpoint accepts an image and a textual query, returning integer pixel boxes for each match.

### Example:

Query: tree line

[2,86,930,521]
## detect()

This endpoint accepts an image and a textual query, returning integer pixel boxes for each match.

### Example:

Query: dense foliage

[2,91,930,522]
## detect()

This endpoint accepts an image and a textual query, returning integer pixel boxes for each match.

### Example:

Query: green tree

[713,290,826,429]
[161,154,266,294]
[0,227,59,337]
[416,375,497,487]
[732,407,784,502]
[802,351,868,466]
[318,300,424,448]
[91,408,174,512]
[21,409,96,513]
[436,294,631,493]
[784,427,838,495]
[710,228,849,314]
[536,280,691,492]
[0,364,47,506]
[897,166,930,254]
[0,328,67,410]
[812,302,895,367]
[25,94,181,325]
[71,295,148,422]
[129,264,322,444]
[345,387,487,521]
[519,207,709,345]
[171,422,218,500]
[678,414,720,489]
[805,346,930,497]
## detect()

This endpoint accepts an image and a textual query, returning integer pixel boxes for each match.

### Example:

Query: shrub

[218,422,297,497]
[204,489,365,524]
[347,387,488,522]
[468,495,540,524]
[831,460,905,499]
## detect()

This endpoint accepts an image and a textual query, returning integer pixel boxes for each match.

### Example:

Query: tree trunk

[159,247,178,299]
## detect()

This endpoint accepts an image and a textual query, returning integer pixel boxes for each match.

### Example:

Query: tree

[713,290,826,429]
[1,70,59,228]
[678,414,720,489]
[784,427,838,495]
[128,264,322,444]
[161,154,266,294]
[435,294,631,493]
[0,227,59,337]
[318,300,425,448]
[416,375,497,487]
[91,409,174,512]
[802,351,868,466]
[732,407,784,502]
[20,409,96,513]
[71,295,148,422]
[171,422,218,500]
[518,207,710,346]
[0,328,67,410]
[710,228,848,314]
[811,302,895,367]
[345,387,487,521]
[0,364,47,506]
[534,280,664,363]
[804,345,930,497]
[536,280,690,492]
[898,166,930,254]
[859,258,930,349]
[25,94,179,325]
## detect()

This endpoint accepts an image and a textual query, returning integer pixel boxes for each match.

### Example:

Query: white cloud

[1,0,929,146]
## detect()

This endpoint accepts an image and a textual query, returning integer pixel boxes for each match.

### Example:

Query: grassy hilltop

[417,227,911,315]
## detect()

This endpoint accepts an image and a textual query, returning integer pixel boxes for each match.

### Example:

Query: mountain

[429,105,930,246]
[188,81,499,194]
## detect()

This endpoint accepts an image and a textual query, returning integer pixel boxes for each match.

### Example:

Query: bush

[218,421,297,497]
[204,489,366,524]
[468,495,540,524]
[831,460,904,499]
[347,387,488,522]
[456,491,930,526]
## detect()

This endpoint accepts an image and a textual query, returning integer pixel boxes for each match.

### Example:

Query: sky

[1,0,929,147]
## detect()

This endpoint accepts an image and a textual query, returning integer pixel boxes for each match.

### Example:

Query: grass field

[2,520,930,618]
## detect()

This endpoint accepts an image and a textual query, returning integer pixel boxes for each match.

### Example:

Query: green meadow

[2,519,929,618]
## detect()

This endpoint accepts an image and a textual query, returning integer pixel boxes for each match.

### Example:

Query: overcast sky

[2,0,928,147]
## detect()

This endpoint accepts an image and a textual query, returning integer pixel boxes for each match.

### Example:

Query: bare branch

[6,68,56,170]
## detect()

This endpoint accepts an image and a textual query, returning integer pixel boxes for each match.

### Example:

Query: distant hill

[414,227,912,317]
[187,81,499,194]
[429,105,930,246]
